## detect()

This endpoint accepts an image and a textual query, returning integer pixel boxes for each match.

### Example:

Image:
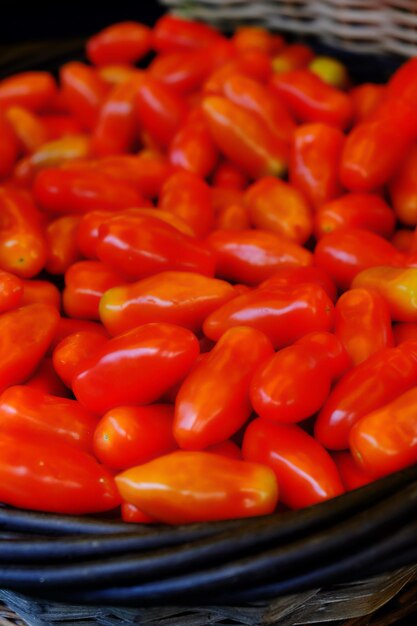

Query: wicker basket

[161,0,417,55]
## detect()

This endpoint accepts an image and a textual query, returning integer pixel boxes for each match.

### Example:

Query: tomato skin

[169,108,218,179]
[332,451,373,490]
[53,331,108,389]
[315,193,396,239]
[250,332,346,423]
[340,120,412,192]
[350,83,386,123]
[290,122,345,210]
[121,502,157,523]
[41,114,83,140]
[314,342,417,450]
[393,323,417,345]
[272,44,315,74]
[26,358,70,397]
[73,322,199,414]
[0,385,97,452]
[207,440,242,460]
[116,450,278,524]
[87,22,152,66]
[153,15,224,53]
[335,288,394,366]
[149,50,213,95]
[21,280,61,309]
[269,69,353,129]
[60,62,109,130]
[350,386,417,478]
[233,26,285,55]
[259,266,337,303]
[174,326,273,450]
[5,106,47,154]
[0,270,23,313]
[49,318,108,355]
[204,283,334,348]
[0,72,57,112]
[391,229,414,253]
[212,161,247,190]
[100,271,235,336]
[202,96,289,178]
[33,167,144,215]
[245,176,313,244]
[0,187,46,278]
[314,228,404,291]
[0,431,120,514]
[352,267,417,322]
[135,77,189,148]
[221,73,296,145]
[0,303,59,393]
[97,213,215,280]
[158,169,214,238]
[94,405,177,469]
[207,229,312,286]
[63,261,124,321]
[45,215,81,275]
[389,145,417,227]
[242,418,344,509]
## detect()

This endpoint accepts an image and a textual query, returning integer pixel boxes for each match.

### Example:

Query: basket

[160,0,417,56]
[1,14,417,626]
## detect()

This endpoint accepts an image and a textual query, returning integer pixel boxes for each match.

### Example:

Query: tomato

[212,161,247,190]
[207,440,242,460]
[52,330,108,389]
[73,322,199,414]
[121,502,157,524]
[309,56,350,90]
[350,83,386,123]
[149,50,213,95]
[245,176,312,244]
[0,431,120,514]
[390,145,417,226]
[5,106,47,154]
[26,358,70,397]
[334,288,394,365]
[49,318,108,354]
[233,26,285,55]
[0,385,97,452]
[290,123,345,210]
[0,304,59,393]
[259,266,337,302]
[87,22,152,66]
[250,332,347,423]
[60,62,109,130]
[100,271,235,336]
[63,261,124,320]
[350,386,417,478]
[21,280,61,309]
[315,342,417,450]
[0,72,57,112]
[0,270,23,313]
[97,213,215,280]
[116,450,278,523]
[352,267,417,322]
[272,44,314,73]
[202,96,289,178]
[314,228,404,290]
[45,215,81,275]
[174,326,273,449]
[269,69,353,129]
[169,108,218,179]
[242,418,344,509]
[204,283,334,348]
[332,451,373,491]
[94,405,177,469]
[40,114,83,140]
[393,323,417,345]
[207,229,312,286]
[153,14,224,53]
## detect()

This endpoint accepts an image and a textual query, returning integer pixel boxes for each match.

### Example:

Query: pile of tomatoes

[1,15,417,525]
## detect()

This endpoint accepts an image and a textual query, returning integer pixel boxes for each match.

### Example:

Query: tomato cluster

[1,16,417,524]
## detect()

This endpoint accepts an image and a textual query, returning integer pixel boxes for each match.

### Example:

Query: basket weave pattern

[161,0,417,55]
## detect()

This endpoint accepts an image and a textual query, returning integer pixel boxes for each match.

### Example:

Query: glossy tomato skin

[289,123,345,210]
[314,228,404,290]
[87,21,152,66]
[245,176,313,244]
[250,332,347,423]
[350,386,417,478]
[100,271,235,336]
[242,418,344,509]
[259,266,337,302]
[97,214,215,280]
[335,288,394,365]
[0,270,23,313]
[48,318,108,355]
[212,160,247,190]
[174,326,273,449]
[63,261,124,320]
[0,71,57,112]
[390,145,417,226]
[203,283,334,348]
[0,431,120,514]
[45,215,81,275]
[53,331,108,388]
[315,342,417,450]
[207,440,242,460]
[272,44,314,74]
[25,358,70,397]
[350,83,386,123]
[116,450,278,524]
[121,502,157,524]
[168,108,218,179]
[94,405,177,469]
[60,62,108,130]
[207,229,312,286]
[0,386,97,452]
[0,304,59,393]
[0,187,47,278]
[315,193,396,239]
[153,14,224,53]
[21,280,61,309]
[73,322,199,414]
[352,267,417,322]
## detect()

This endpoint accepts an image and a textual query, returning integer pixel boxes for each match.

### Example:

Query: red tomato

[0,72,57,112]
[60,62,109,130]
[0,270,23,313]
[63,261,124,320]
[94,405,177,469]
[169,108,218,179]
[259,266,337,302]
[332,451,373,491]
[45,215,81,275]
[21,280,61,309]
[87,22,152,66]
[243,418,344,509]
[174,326,273,449]
[25,358,70,397]
[52,331,108,388]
